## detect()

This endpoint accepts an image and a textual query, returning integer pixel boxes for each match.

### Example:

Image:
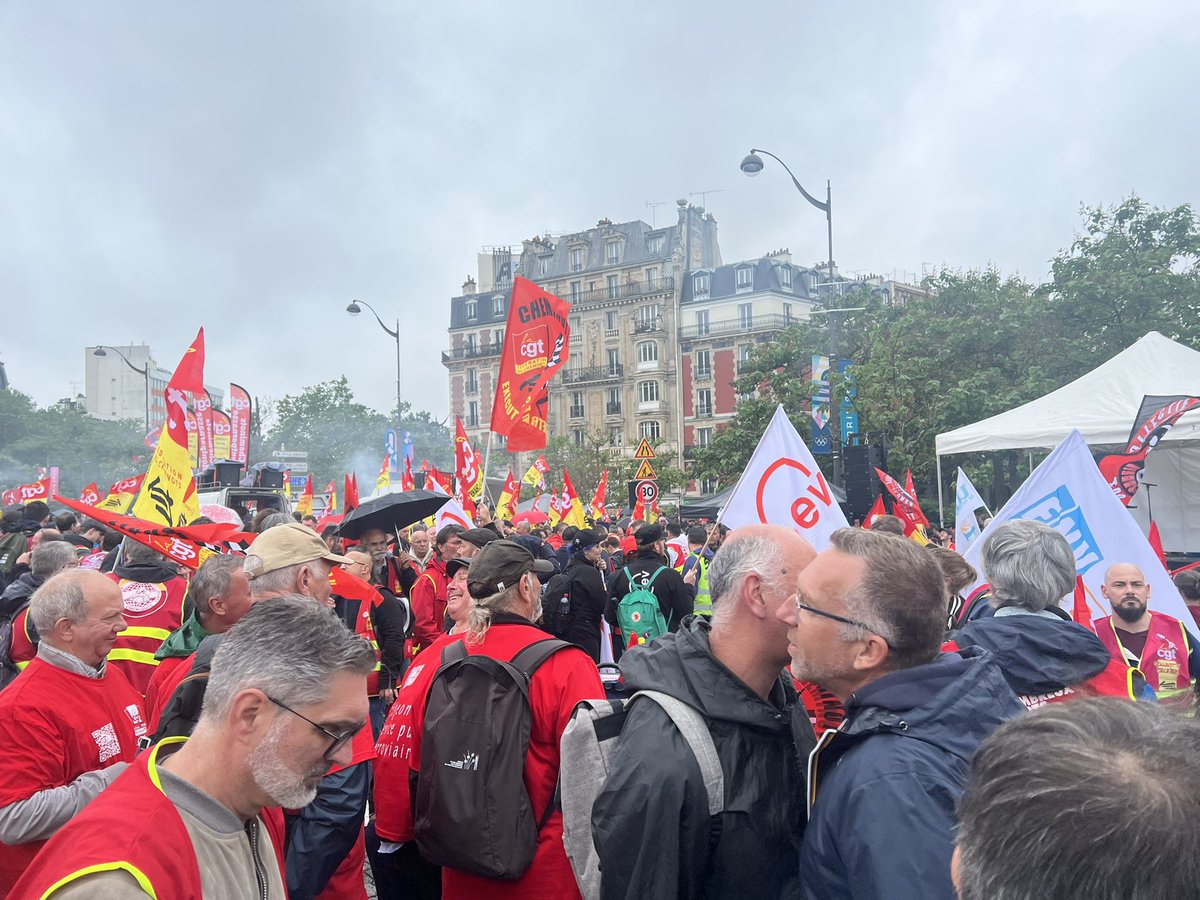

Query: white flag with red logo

[434,497,476,533]
[719,405,847,549]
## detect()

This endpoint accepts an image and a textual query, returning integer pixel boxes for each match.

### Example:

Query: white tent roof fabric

[935,332,1200,456]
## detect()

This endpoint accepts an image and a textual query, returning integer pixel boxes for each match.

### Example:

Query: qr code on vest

[91,723,121,762]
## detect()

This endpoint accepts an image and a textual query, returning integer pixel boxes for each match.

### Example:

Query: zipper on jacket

[245,818,270,900]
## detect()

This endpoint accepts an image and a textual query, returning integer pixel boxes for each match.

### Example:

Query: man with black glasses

[776,528,1022,900]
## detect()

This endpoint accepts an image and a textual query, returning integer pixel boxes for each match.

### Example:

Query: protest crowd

[1,323,1199,900]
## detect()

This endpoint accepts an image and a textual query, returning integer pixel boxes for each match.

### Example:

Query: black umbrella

[338,489,450,540]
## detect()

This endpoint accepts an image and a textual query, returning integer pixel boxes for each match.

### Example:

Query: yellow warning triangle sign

[634,459,657,480]
[634,438,657,460]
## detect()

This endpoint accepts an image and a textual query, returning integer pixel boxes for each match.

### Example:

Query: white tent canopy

[934,332,1200,552]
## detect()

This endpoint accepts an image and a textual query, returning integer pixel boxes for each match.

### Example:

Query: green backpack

[616,566,669,647]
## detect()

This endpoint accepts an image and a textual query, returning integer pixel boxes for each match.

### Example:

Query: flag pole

[482,431,494,507]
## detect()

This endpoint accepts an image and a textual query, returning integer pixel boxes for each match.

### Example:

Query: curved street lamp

[93,345,150,432]
[346,300,402,423]
[740,148,833,285]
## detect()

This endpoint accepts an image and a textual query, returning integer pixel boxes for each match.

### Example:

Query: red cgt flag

[490,276,572,452]
[862,494,887,528]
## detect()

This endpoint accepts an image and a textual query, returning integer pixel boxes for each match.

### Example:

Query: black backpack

[540,569,578,639]
[414,637,571,880]
[0,600,36,692]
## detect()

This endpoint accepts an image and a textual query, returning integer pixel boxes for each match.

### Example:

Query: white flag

[434,497,475,532]
[962,430,1189,623]
[954,467,989,553]
[719,405,848,549]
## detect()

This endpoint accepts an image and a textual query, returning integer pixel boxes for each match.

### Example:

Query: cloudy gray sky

[3,0,1197,422]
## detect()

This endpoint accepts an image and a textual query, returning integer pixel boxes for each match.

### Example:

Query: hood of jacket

[618,616,791,730]
[154,610,210,660]
[953,613,1110,694]
[840,647,1023,763]
[113,560,183,585]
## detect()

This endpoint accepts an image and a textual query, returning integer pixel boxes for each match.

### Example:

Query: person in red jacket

[104,537,190,695]
[409,540,604,900]
[10,594,376,899]
[407,524,465,656]
[0,570,146,894]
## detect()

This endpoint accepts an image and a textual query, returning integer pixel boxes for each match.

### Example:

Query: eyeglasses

[794,599,894,649]
[267,695,366,761]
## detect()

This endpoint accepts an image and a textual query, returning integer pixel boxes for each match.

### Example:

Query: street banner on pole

[810,355,832,456]
[720,404,847,548]
[228,383,252,464]
[962,429,1190,623]
[194,390,216,472]
[212,409,232,461]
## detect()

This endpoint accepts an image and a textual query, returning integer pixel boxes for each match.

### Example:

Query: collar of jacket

[113,560,182,584]
[155,610,210,661]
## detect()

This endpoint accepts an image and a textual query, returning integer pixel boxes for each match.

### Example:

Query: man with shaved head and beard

[593,524,817,900]
[1095,562,1200,701]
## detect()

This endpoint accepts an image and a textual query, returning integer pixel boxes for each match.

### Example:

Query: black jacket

[592,618,805,900]
[953,608,1112,702]
[335,589,410,692]
[0,572,43,622]
[801,648,1023,900]
[542,555,608,662]
[605,549,692,636]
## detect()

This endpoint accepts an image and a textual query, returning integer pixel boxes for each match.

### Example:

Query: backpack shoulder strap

[510,637,572,678]
[645,566,666,587]
[622,566,632,583]
[441,639,468,665]
[631,690,723,816]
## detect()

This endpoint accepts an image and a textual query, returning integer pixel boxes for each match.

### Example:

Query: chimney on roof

[462,276,477,295]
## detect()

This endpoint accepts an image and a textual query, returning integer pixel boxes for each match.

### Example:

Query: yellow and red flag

[490,277,572,451]
[454,417,485,516]
[295,475,314,516]
[131,328,205,526]
[79,483,101,506]
[547,487,563,528]
[521,455,550,491]
[561,469,587,528]
[496,471,519,521]
[426,467,453,495]
[1,478,51,507]
[375,454,390,494]
[322,480,337,514]
[591,469,608,520]
[96,474,145,513]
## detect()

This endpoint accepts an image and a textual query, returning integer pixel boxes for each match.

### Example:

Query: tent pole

[936,455,945,528]
[1028,450,1034,474]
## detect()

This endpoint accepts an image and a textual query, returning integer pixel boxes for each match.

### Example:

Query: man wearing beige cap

[243,521,353,607]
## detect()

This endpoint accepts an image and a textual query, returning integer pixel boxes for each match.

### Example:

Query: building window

[467,401,479,427]
[636,341,658,366]
[647,235,665,254]
[606,348,620,375]
[570,281,581,300]
[695,310,709,336]
[570,391,585,418]
[466,368,478,393]
[605,310,618,332]
[569,247,585,272]
[736,267,754,291]
[638,381,660,404]
[780,265,792,289]
[493,328,504,347]
[693,272,710,296]
[694,349,711,377]
[783,302,793,323]
[573,428,586,447]
[697,427,713,449]
[465,333,477,354]
[606,240,621,265]
[465,299,477,320]
[610,427,624,447]
[644,267,658,289]
[539,257,552,276]
[638,420,661,440]
[697,389,713,418]
[701,476,718,494]
[638,304,660,330]
[607,387,621,415]
[739,302,754,329]
[492,295,505,316]
[607,274,620,300]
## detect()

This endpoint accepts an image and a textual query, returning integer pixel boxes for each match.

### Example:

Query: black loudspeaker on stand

[843,433,888,523]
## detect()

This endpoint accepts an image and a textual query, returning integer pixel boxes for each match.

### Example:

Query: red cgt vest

[9,738,287,900]
[104,573,189,695]
[1096,611,1194,698]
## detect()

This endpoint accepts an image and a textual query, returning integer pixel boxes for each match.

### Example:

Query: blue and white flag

[402,430,414,463]
[962,430,1188,623]
[954,467,989,553]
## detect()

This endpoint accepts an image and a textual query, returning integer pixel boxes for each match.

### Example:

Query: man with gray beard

[10,595,375,899]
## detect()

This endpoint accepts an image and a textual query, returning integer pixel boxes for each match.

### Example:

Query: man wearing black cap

[541,529,609,661]
[458,527,499,557]
[606,523,692,653]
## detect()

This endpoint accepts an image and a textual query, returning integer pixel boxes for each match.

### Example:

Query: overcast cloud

[2,0,1197,421]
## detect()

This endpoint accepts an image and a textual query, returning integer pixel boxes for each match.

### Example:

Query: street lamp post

[93,345,150,433]
[346,300,402,425]
[741,148,845,477]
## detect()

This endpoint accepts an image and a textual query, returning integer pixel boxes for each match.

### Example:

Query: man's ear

[227,689,274,743]
[851,634,891,673]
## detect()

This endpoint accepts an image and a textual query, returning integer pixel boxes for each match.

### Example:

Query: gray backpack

[414,637,571,880]
[558,690,725,900]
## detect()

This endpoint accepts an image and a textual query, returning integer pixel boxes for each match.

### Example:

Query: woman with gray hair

[949,520,1149,706]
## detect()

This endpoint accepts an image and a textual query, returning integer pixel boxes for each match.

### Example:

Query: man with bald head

[1096,562,1199,700]
[593,524,817,900]
[0,570,146,892]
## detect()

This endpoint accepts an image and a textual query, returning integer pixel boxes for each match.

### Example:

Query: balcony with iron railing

[606,401,622,416]
[441,342,503,364]
[564,276,674,306]
[561,363,624,384]
[678,313,793,340]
